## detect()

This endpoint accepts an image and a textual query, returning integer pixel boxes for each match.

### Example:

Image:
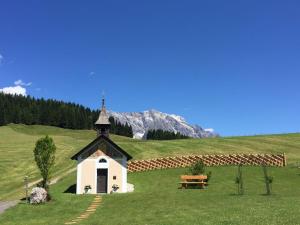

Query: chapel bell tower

[95,98,111,137]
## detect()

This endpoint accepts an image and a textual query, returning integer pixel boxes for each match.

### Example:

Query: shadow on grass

[260,193,274,196]
[64,184,76,194]
[229,193,241,196]
[228,193,275,197]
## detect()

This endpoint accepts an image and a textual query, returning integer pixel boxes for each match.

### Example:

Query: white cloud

[204,128,214,133]
[14,80,22,85]
[0,85,27,96]
[0,79,32,96]
[14,79,32,86]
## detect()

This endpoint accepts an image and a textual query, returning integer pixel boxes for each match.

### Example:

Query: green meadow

[0,124,300,200]
[1,166,300,225]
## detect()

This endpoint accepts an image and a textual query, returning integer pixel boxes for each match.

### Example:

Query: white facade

[76,152,128,194]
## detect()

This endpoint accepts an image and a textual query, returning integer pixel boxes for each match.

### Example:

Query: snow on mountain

[108,109,218,139]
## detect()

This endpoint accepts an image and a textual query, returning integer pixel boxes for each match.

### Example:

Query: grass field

[1,166,300,225]
[0,124,300,200]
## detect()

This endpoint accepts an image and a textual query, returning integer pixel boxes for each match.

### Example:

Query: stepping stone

[86,209,96,212]
[78,215,89,218]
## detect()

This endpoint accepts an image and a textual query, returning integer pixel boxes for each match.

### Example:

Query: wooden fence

[127,153,286,172]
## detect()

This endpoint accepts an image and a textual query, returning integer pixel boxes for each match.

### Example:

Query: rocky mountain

[108,109,218,139]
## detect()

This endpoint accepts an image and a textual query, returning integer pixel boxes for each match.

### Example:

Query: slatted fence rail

[128,153,286,173]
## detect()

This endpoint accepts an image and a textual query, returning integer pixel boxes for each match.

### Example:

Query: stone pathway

[0,201,19,215]
[64,195,102,225]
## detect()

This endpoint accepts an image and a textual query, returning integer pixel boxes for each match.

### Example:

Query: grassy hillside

[1,166,300,225]
[0,124,300,200]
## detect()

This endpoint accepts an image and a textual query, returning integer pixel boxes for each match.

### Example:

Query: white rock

[30,187,47,204]
[127,183,135,193]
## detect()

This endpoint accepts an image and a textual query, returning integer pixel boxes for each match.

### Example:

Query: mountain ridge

[108,109,218,139]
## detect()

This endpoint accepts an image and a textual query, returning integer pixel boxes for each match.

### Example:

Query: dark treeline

[146,129,189,140]
[109,117,133,138]
[0,93,133,138]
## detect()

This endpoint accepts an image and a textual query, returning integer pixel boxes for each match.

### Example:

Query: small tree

[262,165,273,195]
[33,135,56,191]
[189,160,206,175]
[189,160,212,187]
[235,164,244,195]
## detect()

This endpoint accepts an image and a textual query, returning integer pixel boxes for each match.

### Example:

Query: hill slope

[0,124,300,200]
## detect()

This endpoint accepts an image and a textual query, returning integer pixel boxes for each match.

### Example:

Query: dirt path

[0,167,77,215]
[0,200,19,215]
[27,167,76,187]
[3,167,77,202]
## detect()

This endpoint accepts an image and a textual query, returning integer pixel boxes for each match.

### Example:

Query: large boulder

[30,187,47,204]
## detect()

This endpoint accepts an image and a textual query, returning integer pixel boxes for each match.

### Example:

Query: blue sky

[0,0,300,136]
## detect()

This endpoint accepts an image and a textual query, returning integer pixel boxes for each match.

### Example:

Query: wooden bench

[179,175,207,189]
